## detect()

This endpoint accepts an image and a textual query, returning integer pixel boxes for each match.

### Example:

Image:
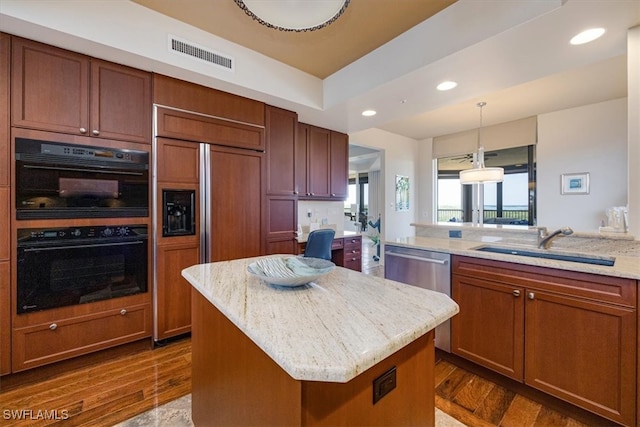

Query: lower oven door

[17,232,147,314]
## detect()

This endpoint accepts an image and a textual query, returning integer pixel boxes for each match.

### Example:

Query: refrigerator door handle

[200,143,211,264]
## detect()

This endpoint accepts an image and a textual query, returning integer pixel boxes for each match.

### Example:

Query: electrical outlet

[373,366,396,404]
[307,209,312,218]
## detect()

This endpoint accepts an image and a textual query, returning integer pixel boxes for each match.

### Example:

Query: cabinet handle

[120,309,127,315]
[79,127,87,134]
[49,323,58,331]
[512,290,520,297]
[92,129,100,136]
[528,292,535,300]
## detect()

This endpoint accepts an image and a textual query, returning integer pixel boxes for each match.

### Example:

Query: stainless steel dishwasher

[384,244,451,352]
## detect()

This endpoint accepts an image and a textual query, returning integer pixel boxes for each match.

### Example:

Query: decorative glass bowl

[247,256,335,287]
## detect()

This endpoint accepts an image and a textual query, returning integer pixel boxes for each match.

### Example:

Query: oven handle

[23,164,144,176]
[22,240,145,252]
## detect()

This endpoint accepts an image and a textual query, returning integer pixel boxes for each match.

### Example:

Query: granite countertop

[386,235,640,280]
[182,256,458,383]
[296,230,360,243]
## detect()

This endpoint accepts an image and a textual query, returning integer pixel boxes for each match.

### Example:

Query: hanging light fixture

[234,0,351,32]
[459,102,504,185]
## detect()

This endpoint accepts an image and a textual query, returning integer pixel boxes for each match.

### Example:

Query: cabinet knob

[528,292,535,300]
[331,193,336,196]
[79,127,87,134]
[92,129,100,136]
[512,290,520,297]
[293,191,298,195]
[49,323,58,331]
[120,309,127,315]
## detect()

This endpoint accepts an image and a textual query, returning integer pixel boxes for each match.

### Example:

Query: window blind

[432,116,537,159]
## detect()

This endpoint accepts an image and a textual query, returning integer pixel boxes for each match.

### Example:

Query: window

[436,145,536,225]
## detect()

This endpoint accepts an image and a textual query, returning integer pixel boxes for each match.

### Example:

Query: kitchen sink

[474,246,616,266]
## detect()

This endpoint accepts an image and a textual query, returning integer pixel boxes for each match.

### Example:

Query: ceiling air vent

[168,35,234,72]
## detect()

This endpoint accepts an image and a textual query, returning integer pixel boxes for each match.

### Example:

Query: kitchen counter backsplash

[411,223,640,258]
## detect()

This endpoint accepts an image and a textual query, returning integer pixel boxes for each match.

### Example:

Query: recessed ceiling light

[437,81,458,91]
[362,110,377,117]
[570,28,605,45]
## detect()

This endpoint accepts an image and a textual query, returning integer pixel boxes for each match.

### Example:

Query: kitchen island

[182,255,458,426]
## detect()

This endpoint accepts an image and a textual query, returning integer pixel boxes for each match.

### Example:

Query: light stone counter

[182,255,458,383]
[296,230,360,243]
[387,232,640,280]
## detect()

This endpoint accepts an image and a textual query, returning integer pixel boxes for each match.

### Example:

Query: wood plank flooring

[0,335,617,426]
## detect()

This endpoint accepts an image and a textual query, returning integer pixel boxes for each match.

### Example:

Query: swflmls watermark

[3,409,70,421]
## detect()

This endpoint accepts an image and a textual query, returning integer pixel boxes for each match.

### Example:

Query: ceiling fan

[452,152,498,163]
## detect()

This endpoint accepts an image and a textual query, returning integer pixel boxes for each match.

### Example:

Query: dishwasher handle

[385,251,449,265]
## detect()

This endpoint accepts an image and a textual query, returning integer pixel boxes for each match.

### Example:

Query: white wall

[297,200,346,234]
[537,98,628,232]
[417,137,435,224]
[348,129,418,241]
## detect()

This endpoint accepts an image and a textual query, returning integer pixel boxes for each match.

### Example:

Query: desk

[296,233,362,272]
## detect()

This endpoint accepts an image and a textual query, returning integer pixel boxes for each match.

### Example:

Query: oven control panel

[18,225,147,242]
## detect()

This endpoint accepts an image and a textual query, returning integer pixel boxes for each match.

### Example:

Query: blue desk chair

[304,229,335,261]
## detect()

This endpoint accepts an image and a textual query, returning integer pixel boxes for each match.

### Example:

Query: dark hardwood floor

[0,239,619,426]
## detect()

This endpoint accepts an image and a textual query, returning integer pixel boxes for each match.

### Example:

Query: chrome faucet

[538,226,573,249]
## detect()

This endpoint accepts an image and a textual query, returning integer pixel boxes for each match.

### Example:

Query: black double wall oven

[15,137,150,314]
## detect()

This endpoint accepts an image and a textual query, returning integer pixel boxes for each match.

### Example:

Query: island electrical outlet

[373,366,396,404]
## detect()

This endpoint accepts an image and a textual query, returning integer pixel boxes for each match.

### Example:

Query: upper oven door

[15,138,149,219]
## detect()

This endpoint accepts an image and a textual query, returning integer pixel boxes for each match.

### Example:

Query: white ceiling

[0,0,638,142]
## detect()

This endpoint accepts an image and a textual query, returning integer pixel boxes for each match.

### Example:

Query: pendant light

[459,102,504,185]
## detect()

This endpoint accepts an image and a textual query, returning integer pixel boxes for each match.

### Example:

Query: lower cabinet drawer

[343,257,362,272]
[12,303,151,372]
[343,236,362,251]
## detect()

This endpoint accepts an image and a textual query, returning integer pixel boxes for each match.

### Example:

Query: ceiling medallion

[234,0,351,32]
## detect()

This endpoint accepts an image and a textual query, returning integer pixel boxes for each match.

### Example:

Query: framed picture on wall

[561,172,590,195]
[395,175,410,211]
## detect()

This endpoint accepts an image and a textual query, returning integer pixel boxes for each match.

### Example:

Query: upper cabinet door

[265,106,297,196]
[11,37,90,135]
[11,37,152,144]
[307,125,331,198]
[90,59,151,144]
[329,131,348,199]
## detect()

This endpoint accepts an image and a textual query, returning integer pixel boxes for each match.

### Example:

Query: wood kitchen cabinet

[265,196,298,255]
[1,32,9,186]
[155,137,200,341]
[0,35,8,375]
[0,261,10,376]
[155,242,199,340]
[451,274,524,381]
[264,106,298,254]
[329,130,348,200]
[209,144,264,261]
[12,301,151,372]
[451,255,636,426]
[11,37,151,144]
[340,235,362,272]
[296,123,348,200]
[155,106,264,151]
[266,105,297,196]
